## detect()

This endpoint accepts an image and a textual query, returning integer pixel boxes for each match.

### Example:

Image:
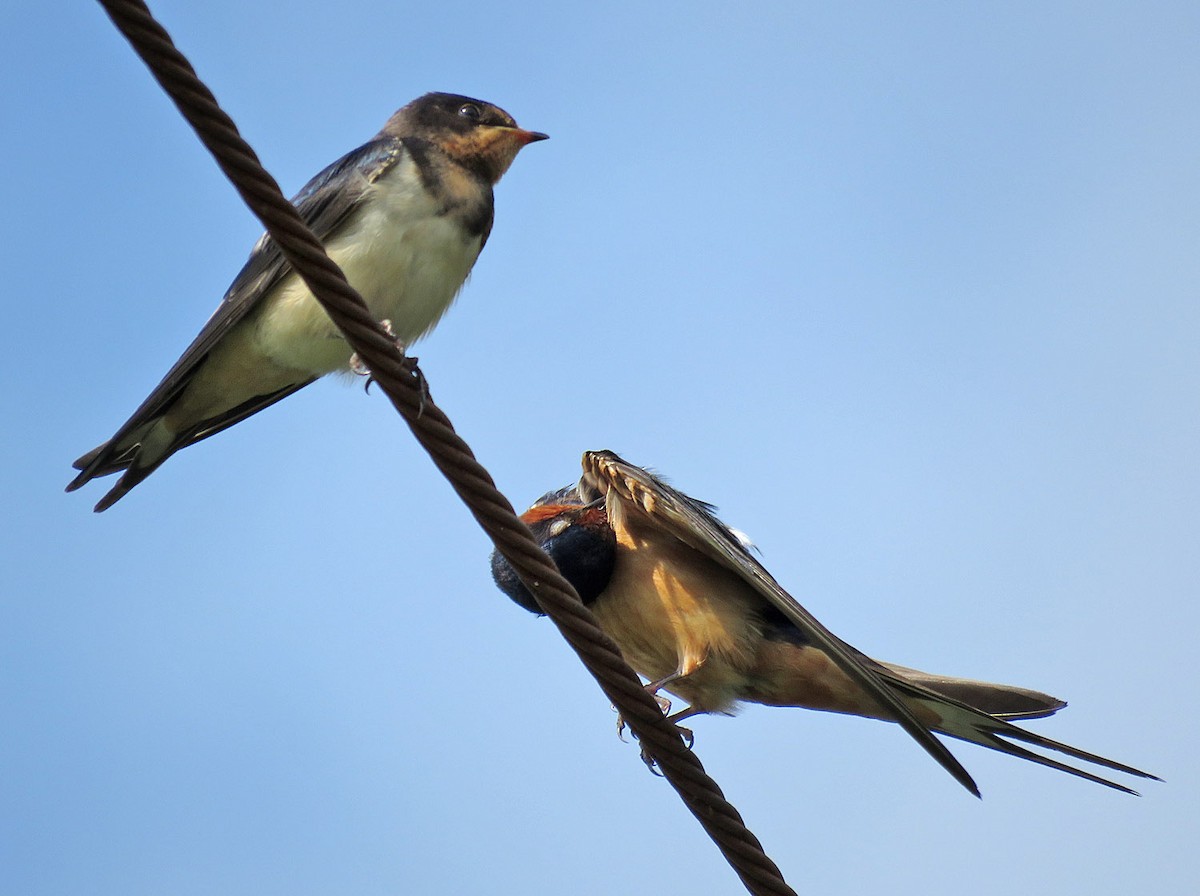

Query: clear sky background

[3,3,1198,894]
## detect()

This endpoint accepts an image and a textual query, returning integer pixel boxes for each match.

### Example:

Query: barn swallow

[67,92,547,511]
[492,450,1158,796]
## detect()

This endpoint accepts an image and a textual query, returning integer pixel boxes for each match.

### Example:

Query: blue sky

[3,3,1198,893]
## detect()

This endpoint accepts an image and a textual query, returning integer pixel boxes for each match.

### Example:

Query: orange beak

[511,128,550,145]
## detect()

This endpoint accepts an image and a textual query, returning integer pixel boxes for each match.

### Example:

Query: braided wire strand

[95,3,798,893]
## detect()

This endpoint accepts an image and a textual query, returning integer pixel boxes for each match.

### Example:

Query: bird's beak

[510,128,549,145]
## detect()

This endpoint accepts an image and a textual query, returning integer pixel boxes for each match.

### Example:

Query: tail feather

[88,460,166,513]
[68,440,139,484]
[71,444,106,474]
[877,661,1066,720]
[886,674,1159,794]
[66,421,175,511]
[67,379,313,511]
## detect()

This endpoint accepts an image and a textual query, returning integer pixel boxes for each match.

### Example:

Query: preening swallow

[68,93,547,511]
[492,450,1158,796]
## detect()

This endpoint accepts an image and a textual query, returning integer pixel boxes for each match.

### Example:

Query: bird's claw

[400,354,432,416]
[348,319,430,411]
[614,688,672,742]
[637,723,694,774]
[614,692,695,773]
[675,724,695,750]
[640,745,665,776]
[349,319,399,377]
[350,352,372,379]
[350,319,403,390]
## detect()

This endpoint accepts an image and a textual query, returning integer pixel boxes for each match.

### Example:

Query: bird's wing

[579,449,984,796]
[582,450,1157,794]
[71,137,408,479]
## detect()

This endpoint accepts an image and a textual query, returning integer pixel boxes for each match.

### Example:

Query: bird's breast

[254,155,485,374]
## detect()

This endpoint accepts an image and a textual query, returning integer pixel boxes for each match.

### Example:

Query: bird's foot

[640,745,664,776]
[350,319,404,384]
[348,320,430,412]
[350,352,372,379]
[636,724,695,775]
[614,688,672,741]
[614,692,695,774]
[674,725,695,750]
[400,354,432,417]
[615,708,629,742]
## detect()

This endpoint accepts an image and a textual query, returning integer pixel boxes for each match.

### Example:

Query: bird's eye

[457,103,482,121]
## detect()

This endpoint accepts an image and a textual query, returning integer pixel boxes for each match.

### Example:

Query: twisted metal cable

[95,2,798,893]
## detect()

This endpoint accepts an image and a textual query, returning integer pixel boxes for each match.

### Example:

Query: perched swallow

[67,92,547,511]
[492,450,1158,796]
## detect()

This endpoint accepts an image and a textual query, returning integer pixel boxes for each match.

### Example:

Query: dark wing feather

[71,138,407,480]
